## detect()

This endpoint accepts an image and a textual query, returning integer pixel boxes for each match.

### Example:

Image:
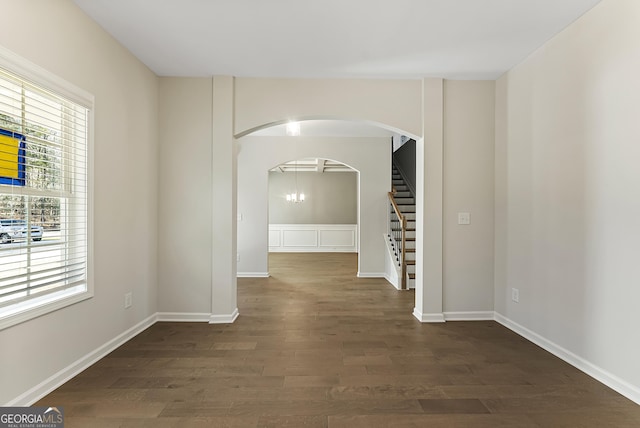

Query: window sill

[0,284,92,331]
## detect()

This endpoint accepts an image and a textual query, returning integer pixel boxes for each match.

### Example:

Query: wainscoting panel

[268,230,281,247]
[283,229,317,247]
[319,229,355,248]
[269,224,357,252]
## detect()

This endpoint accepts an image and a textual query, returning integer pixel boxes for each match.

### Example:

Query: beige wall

[443,80,495,313]
[158,78,212,313]
[414,79,445,319]
[269,171,358,224]
[234,78,423,138]
[495,0,640,396]
[0,0,159,404]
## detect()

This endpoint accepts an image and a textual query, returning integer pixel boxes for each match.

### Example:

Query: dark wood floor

[38,253,640,427]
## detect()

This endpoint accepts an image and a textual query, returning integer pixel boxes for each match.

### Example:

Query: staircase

[389,164,416,289]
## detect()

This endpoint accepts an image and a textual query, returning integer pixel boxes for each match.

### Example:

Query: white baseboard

[6,308,243,406]
[269,248,357,253]
[495,312,640,406]
[444,311,495,321]
[156,312,211,322]
[384,274,401,290]
[357,272,386,278]
[6,313,157,407]
[237,272,269,278]
[412,308,445,323]
[209,308,239,324]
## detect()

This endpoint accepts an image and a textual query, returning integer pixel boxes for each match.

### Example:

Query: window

[0,48,93,329]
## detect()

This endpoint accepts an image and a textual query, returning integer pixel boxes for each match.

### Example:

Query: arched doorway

[236,119,395,279]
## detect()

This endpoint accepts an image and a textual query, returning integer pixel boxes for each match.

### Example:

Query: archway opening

[267,156,360,277]
[236,119,403,280]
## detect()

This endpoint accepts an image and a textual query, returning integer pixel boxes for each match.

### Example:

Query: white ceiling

[72,0,602,79]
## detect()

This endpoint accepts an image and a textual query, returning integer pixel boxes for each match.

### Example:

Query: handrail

[388,190,404,222]
[388,190,407,289]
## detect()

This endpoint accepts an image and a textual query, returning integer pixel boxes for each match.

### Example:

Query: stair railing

[388,189,407,290]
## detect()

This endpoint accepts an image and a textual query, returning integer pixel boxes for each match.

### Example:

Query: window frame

[0,45,94,331]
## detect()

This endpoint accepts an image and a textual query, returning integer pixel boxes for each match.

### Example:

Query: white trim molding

[156,312,212,322]
[237,272,269,278]
[383,233,401,289]
[413,308,445,323]
[384,273,400,290]
[5,314,157,407]
[444,311,495,321]
[357,272,386,278]
[495,312,640,406]
[209,308,239,324]
[269,224,357,252]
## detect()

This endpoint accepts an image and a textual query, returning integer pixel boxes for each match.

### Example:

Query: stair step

[408,273,415,279]
[406,260,416,265]
[394,198,415,204]
[390,209,416,216]
[394,191,412,198]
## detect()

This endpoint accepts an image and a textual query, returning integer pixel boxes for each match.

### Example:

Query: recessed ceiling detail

[271,159,355,173]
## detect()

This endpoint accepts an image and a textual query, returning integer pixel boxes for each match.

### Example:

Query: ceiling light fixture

[285,121,300,136]
[286,159,305,203]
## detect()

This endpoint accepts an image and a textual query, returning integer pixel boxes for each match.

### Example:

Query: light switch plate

[458,212,470,225]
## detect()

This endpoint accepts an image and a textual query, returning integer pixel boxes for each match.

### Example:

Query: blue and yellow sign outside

[0,128,25,186]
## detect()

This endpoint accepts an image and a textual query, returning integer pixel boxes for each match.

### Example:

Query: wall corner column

[414,77,445,323]
[210,75,239,323]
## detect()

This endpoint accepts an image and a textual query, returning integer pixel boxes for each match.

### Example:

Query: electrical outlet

[124,292,132,309]
[511,288,519,303]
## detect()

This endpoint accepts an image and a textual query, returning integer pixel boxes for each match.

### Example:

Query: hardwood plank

[328,414,539,428]
[418,398,490,414]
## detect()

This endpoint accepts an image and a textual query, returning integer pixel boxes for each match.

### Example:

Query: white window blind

[0,63,90,327]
